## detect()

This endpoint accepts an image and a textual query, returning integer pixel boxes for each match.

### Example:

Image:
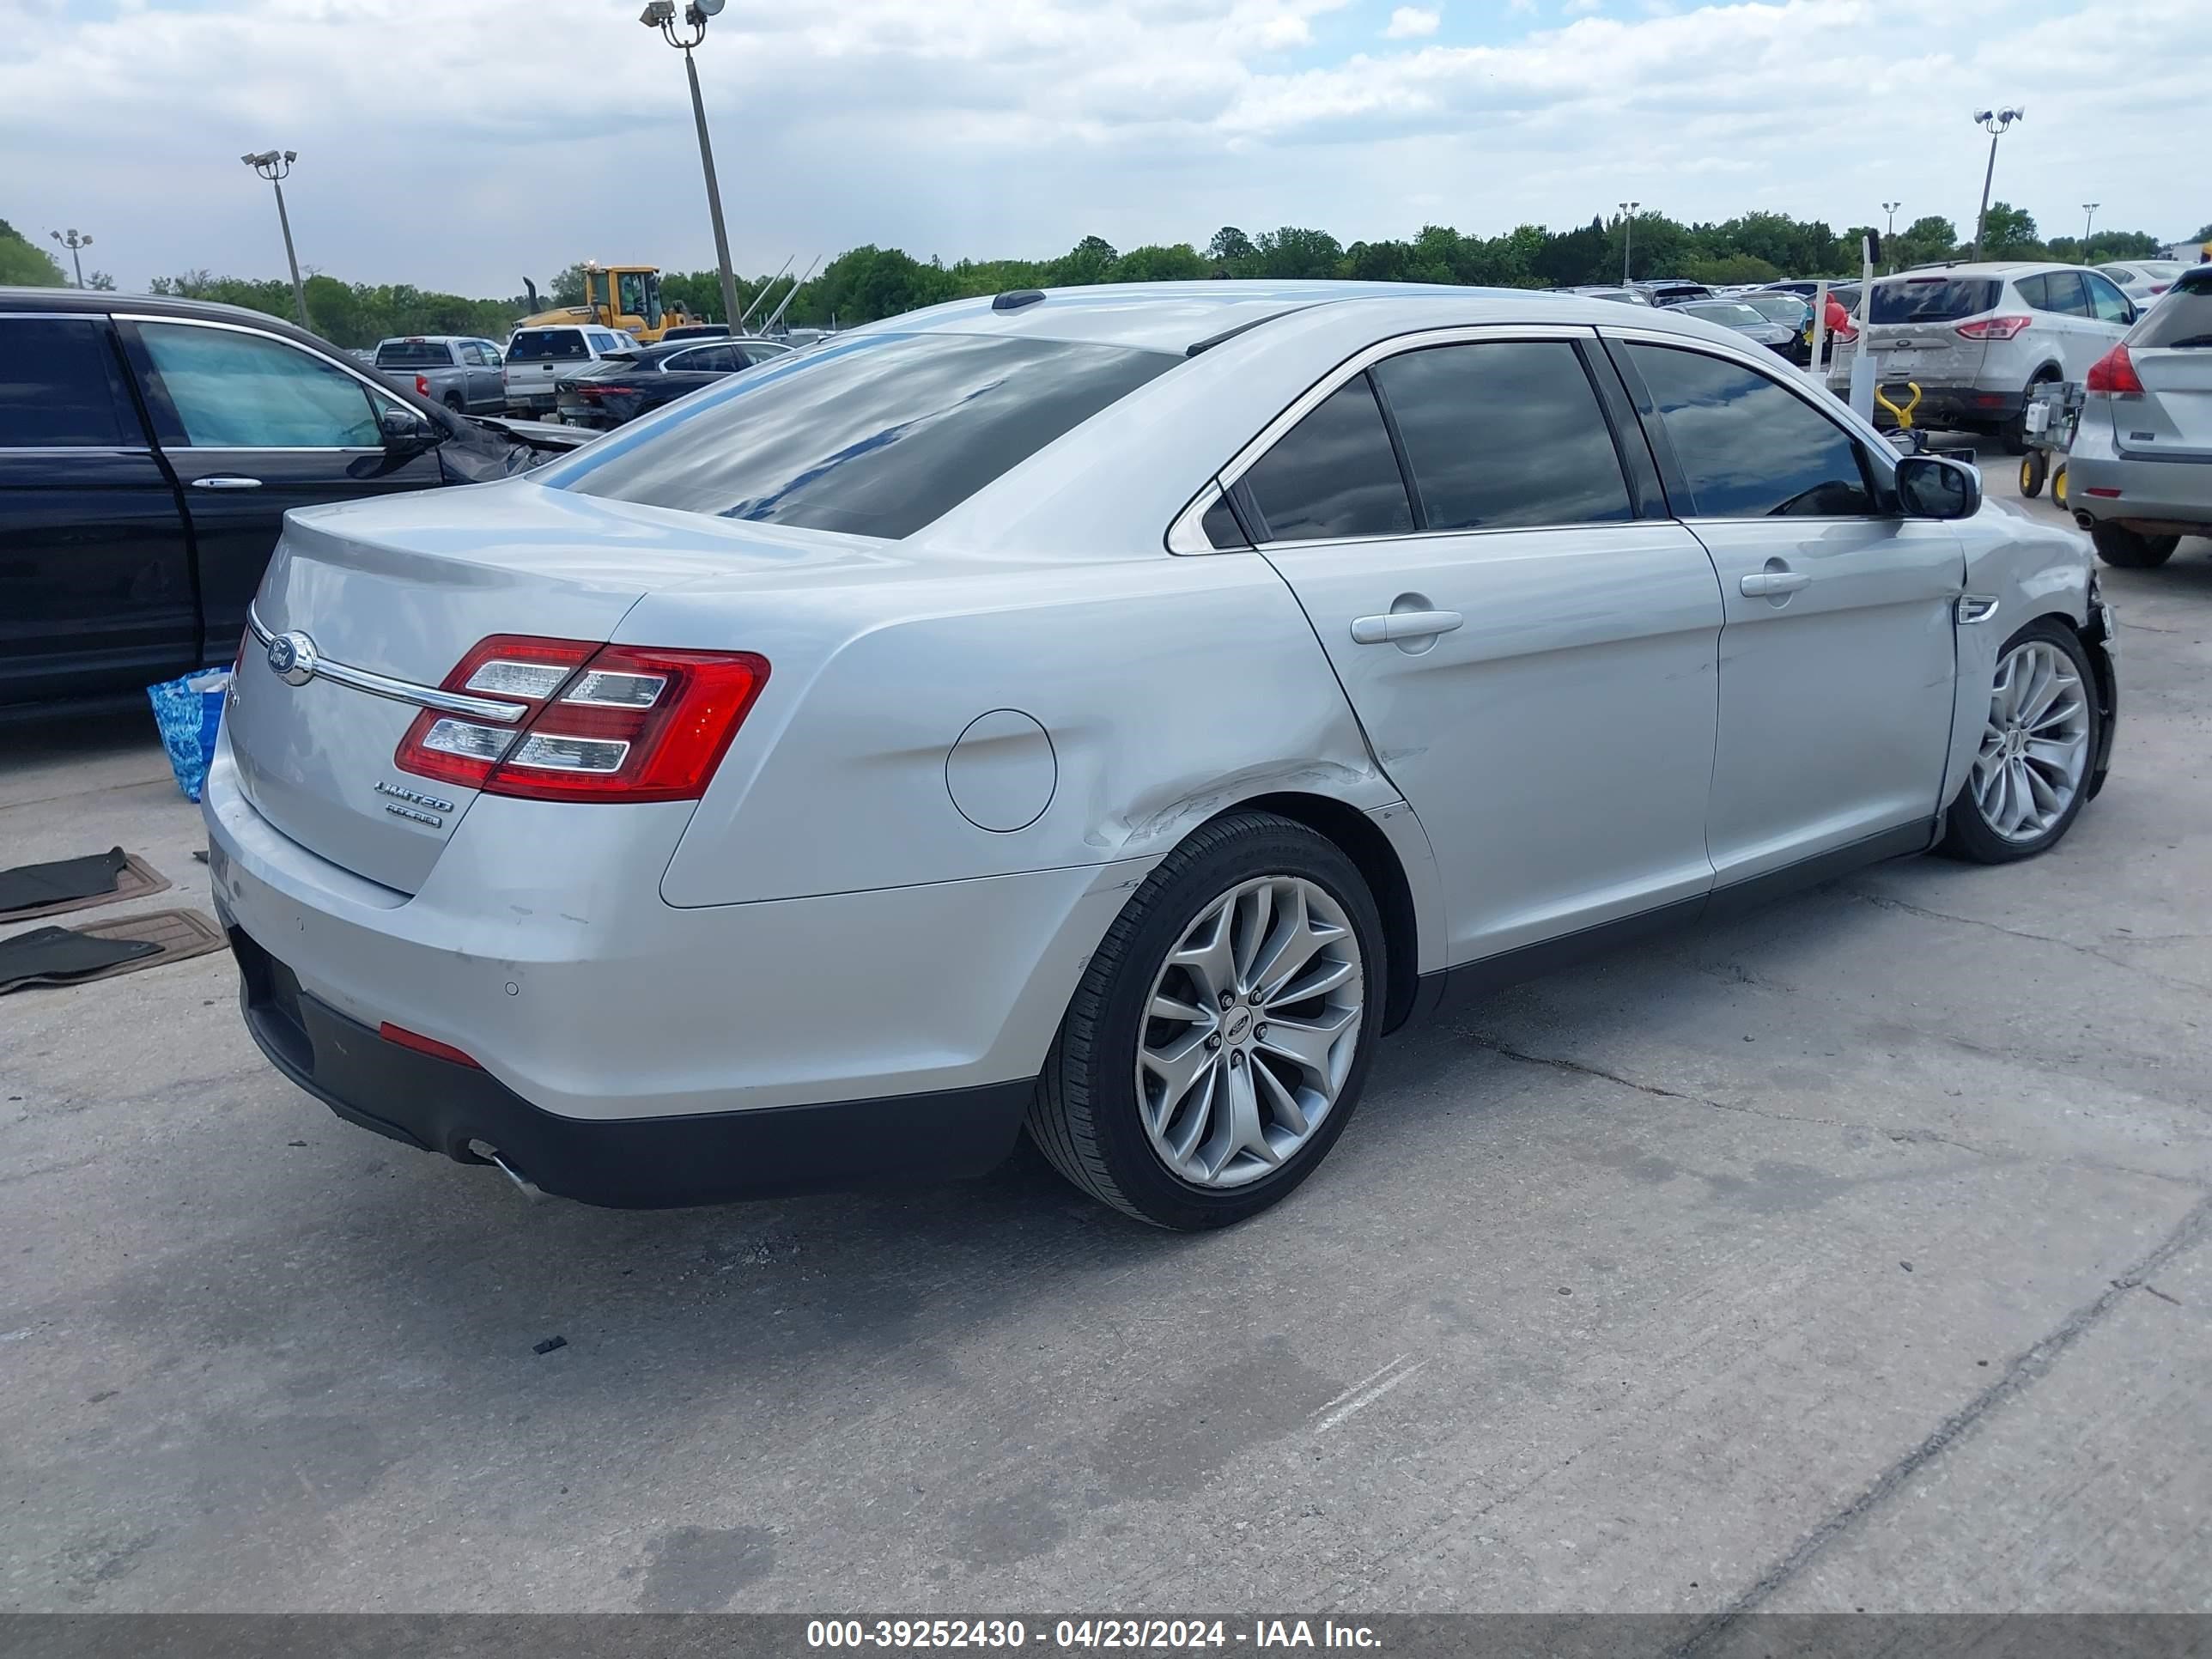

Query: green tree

[1891,215,1959,270]
[1251,226,1342,280]
[1111,244,1207,283]
[1206,227,1256,270]
[1048,234,1120,286]
[550,263,589,307]
[85,270,117,291]
[0,220,66,286]
[1978,202,2040,257]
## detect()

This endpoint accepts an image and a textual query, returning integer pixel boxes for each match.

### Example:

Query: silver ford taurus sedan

[205,282,2119,1229]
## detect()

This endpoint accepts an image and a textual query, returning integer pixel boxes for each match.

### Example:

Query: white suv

[1826,262,2140,451]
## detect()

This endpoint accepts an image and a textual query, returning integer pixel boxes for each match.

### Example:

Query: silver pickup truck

[371,336,509,415]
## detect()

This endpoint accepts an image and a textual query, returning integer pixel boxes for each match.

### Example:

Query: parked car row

[0,289,586,711]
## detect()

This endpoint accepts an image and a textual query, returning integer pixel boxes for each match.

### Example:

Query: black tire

[2018,451,2046,498]
[1026,811,1386,1230]
[2091,523,2179,568]
[1940,617,2103,864]
[443,393,466,414]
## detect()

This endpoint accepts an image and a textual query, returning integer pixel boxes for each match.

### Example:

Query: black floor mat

[0,925,161,992]
[0,848,128,915]
[0,908,227,994]
[0,848,170,921]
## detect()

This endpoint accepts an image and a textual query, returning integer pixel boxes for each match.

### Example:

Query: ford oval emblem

[266,630,318,687]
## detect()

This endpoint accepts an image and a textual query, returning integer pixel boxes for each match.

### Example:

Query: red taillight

[380,1022,482,1068]
[392,635,769,805]
[2149,283,2170,295]
[1955,314,2033,341]
[415,374,431,398]
[2085,344,2144,395]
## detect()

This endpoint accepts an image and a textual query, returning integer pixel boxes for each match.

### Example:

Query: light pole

[49,228,93,288]
[1881,202,1900,237]
[241,150,309,329]
[1968,107,2022,262]
[2081,202,2100,261]
[1618,201,1639,285]
[641,0,740,332]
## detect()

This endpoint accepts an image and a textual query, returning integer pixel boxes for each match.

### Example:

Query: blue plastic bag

[148,669,233,804]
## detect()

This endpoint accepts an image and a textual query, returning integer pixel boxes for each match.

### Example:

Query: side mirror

[380,404,441,455]
[1896,453,1981,520]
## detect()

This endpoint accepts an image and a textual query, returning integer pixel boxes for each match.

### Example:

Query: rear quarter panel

[640,550,1401,908]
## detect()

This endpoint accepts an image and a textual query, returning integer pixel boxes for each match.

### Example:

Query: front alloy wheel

[1942,619,2101,863]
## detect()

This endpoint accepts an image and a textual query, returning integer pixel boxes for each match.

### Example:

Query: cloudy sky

[2,0,2202,297]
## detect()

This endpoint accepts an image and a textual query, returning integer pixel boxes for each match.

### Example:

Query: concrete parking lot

[3,477,2209,1617]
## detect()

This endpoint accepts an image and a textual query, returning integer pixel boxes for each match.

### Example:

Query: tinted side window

[668,344,738,373]
[139,322,380,448]
[1371,342,1632,532]
[0,318,136,447]
[1626,345,1875,518]
[2037,271,2090,317]
[2082,272,2132,325]
[2013,275,2047,310]
[1242,376,1413,543]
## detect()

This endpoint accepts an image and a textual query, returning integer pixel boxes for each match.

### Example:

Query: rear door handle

[1740,570,1811,597]
[1351,609,1463,645]
[190,476,263,490]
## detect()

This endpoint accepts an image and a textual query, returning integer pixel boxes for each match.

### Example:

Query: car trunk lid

[226,480,885,893]
[2115,276,2212,459]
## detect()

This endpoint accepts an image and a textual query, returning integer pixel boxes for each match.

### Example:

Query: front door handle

[1740,570,1812,598]
[190,476,264,491]
[1351,608,1464,645]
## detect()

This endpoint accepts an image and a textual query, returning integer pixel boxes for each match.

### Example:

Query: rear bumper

[228,924,1031,1208]
[202,738,1151,1204]
[2065,447,2212,531]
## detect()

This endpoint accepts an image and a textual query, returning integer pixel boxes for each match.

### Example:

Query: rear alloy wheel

[1941,620,2100,863]
[2090,522,2179,568]
[1027,812,1383,1229]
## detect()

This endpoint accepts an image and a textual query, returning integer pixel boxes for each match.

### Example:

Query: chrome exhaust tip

[467,1139,546,1204]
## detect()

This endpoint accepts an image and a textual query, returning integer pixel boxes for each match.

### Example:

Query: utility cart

[2017,379,2083,511]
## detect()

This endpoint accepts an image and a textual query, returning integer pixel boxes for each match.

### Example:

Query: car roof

[1892,261,2095,278]
[845,279,1667,352]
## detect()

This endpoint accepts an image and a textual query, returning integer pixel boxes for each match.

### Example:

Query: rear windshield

[374,340,452,368]
[1680,301,1768,328]
[1870,276,2002,324]
[2133,271,2212,349]
[551,331,1177,539]
[1742,293,1810,325]
[508,330,589,362]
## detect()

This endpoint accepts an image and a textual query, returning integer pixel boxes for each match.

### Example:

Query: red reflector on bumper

[2084,487,2123,499]
[379,1022,483,1068]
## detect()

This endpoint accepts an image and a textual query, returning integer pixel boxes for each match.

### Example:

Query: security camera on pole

[641,0,741,334]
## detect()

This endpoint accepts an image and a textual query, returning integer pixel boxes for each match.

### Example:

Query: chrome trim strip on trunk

[246,607,528,723]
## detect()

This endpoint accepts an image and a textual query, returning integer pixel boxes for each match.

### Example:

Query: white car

[205,283,2118,1229]
[1827,262,2141,450]
[2098,260,2189,305]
